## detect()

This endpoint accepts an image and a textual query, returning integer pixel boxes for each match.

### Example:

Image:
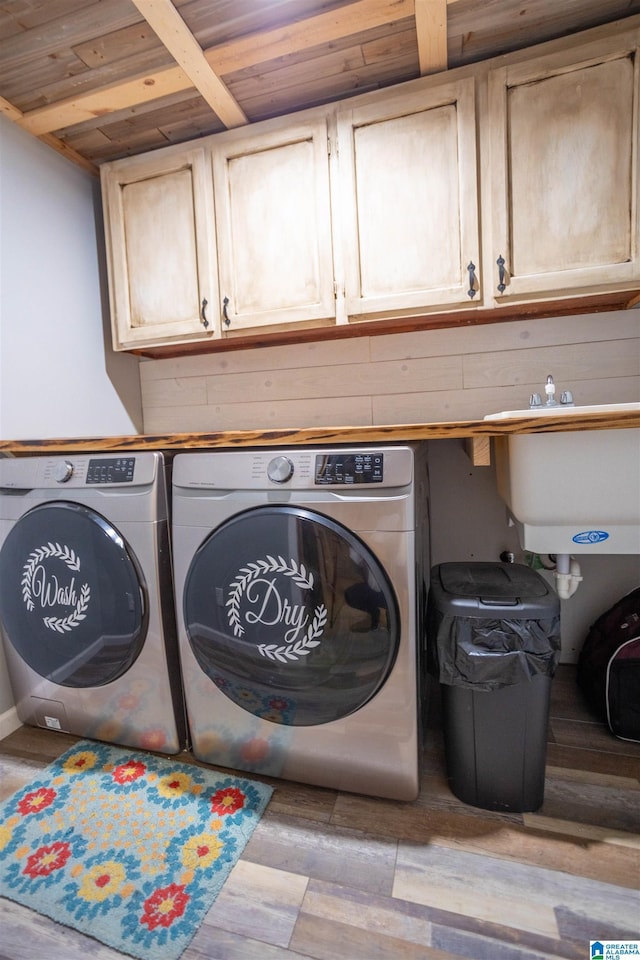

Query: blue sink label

[572,530,610,545]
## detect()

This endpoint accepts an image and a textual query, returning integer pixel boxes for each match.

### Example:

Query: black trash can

[427,562,561,813]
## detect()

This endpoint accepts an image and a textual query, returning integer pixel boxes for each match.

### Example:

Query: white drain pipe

[554,554,583,599]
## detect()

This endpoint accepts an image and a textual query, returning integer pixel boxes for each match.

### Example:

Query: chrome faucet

[529,374,575,409]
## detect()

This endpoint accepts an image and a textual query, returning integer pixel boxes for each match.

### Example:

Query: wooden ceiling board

[58,86,207,140]
[0,0,639,172]
[446,0,640,66]
[60,91,225,162]
[0,48,88,110]
[362,22,418,65]
[177,0,355,50]
[156,95,233,141]
[0,0,99,34]
[202,0,413,78]
[227,27,418,117]
[0,1,142,67]
[220,15,414,77]
[19,47,177,114]
[222,16,414,98]
[72,21,162,69]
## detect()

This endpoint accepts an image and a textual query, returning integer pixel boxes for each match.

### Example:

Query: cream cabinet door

[337,77,481,319]
[101,147,218,350]
[211,116,336,333]
[487,30,640,302]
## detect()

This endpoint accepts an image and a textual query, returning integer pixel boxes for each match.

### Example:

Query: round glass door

[183,506,400,726]
[0,502,147,687]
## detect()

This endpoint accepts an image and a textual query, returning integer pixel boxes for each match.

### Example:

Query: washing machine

[0,452,186,753]
[171,444,429,800]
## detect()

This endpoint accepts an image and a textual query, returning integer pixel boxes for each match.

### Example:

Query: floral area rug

[0,739,273,959]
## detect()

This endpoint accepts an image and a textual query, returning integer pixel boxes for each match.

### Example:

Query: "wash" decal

[21,542,91,633]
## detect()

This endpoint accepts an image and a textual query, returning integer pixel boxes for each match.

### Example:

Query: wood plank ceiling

[1,0,639,177]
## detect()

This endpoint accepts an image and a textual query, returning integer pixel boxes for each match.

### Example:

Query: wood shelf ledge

[1,409,638,458]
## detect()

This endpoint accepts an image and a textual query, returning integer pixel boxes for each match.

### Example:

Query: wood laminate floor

[0,665,639,960]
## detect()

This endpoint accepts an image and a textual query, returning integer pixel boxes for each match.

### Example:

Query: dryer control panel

[172,447,414,492]
[86,457,135,484]
[315,452,383,485]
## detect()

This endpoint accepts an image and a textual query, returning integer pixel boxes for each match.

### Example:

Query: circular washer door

[183,506,400,726]
[0,502,147,687]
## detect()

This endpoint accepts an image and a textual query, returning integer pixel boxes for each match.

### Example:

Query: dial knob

[54,460,74,483]
[267,455,294,484]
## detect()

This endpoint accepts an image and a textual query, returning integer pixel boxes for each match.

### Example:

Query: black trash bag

[430,612,561,691]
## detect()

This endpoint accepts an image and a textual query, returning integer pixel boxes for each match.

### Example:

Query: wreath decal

[226,554,327,662]
[21,542,91,633]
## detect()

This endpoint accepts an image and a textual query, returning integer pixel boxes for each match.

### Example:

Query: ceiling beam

[18,66,188,137]
[15,0,414,138]
[415,0,448,74]
[0,94,21,123]
[128,0,248,129]
[1,94,99,176]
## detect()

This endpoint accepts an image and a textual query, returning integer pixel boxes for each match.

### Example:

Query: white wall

[0,117,143,724]
[0,116,141,440]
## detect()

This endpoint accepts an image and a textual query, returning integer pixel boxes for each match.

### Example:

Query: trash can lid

[436,562,551,604]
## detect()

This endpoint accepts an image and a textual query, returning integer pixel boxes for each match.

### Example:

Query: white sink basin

[485,401,640,419]
[490,403,640,554]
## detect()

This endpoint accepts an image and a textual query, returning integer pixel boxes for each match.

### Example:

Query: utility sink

[484,401,640,419]
[485,403,640,554]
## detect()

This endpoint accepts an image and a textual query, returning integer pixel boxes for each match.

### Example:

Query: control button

[267,455,294,483]
[53,460,74,483]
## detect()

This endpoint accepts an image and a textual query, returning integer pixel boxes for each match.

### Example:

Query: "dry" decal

[226,555,326,663]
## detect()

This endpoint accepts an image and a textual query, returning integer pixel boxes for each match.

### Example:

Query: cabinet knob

[200,298,209,328]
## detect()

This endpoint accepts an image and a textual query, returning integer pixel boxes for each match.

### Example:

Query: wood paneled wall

[140,309,639,433]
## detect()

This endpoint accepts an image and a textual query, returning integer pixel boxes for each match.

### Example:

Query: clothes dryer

[0,452,186,753]
[171,445,428,800]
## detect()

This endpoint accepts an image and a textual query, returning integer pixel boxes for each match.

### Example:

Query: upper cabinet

[101,147,218,351]
[210,116,336,334]
[337,77,481,319]
[100,17,640,355]
[487,30,640,302]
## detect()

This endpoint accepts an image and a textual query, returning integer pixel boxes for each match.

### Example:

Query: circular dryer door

[0,502,147,687]
[183,506,400,726]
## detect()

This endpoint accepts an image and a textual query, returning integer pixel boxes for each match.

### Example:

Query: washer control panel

[86,457,136,484]
[315,452,383,485]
